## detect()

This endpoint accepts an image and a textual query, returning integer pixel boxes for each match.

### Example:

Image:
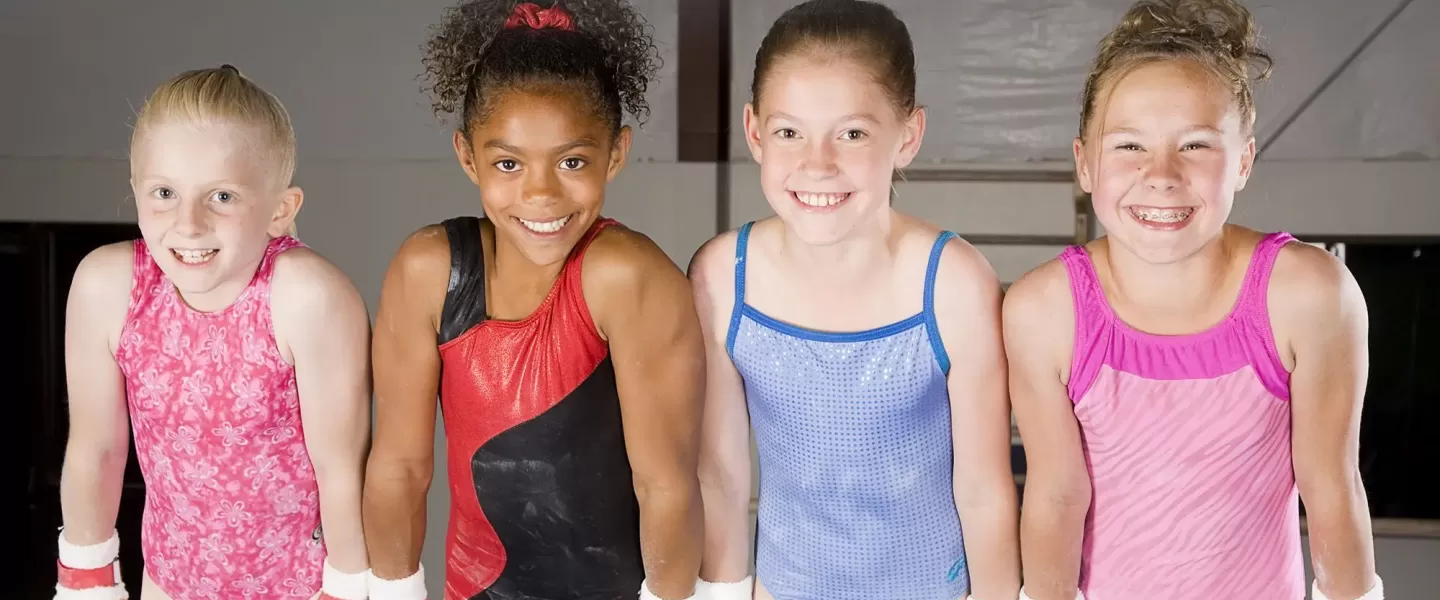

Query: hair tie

[504,2,575,31]
[219,64,241,75]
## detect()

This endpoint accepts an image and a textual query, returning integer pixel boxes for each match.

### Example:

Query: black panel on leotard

[469,356,644,600]
[440,216,487,345]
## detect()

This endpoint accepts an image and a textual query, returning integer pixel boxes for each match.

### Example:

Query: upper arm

[1271,244,1368,491]
[1003,262,1089,498]
[930,239,1012,493]
[687,233,752,489]
[586,228,706,488]
[64,242,134,453]
[271,249,373,471]
[369,226,450,469]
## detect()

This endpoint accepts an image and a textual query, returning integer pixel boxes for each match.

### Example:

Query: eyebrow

[481,138,600,154]
[1103,125,1223,136]
[766,111,880,125]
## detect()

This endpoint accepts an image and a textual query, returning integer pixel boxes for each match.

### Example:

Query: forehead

[759,55,894,122]
[473,86,610,145]
[1098,60,1241,132]
[132,122,273,184]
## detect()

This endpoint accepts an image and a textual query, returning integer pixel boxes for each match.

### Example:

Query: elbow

[363,453,434,499]
[1297,464,1368,527]
[634,469,702,515]
[697,455,750,512]
[1023,467,1092,521]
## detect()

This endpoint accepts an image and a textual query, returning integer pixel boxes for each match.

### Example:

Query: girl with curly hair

[361,2,707,600]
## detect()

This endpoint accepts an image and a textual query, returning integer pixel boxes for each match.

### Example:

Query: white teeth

[172,249,217,264]
[1131,207,1194,223]
[517,214,571,234]
[795,192,849,207]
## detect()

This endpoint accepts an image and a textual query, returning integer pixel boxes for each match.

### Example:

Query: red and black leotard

[436,216,642,600]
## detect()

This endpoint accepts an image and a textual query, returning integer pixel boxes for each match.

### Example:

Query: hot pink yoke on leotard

[1061,232,1304,600]
[116,236,325,599]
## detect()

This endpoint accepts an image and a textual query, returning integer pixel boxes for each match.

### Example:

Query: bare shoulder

[72,241,136,298]
[583,223,685,290]
[1268,240,1365,355]
[271,246,367,316]
[686,228,741,300]
[1002,257,1075,338]
[68,241,137,337]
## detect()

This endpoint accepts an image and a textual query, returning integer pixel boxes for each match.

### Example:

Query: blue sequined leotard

[725,222,968,600]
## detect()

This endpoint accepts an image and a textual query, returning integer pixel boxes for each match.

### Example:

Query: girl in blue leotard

[690,2,1021,599]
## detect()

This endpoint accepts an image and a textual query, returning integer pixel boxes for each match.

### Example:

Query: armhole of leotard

[1237,232,1297,401]
[723,222,754,358]
[1058,246,1106,403]
[922,230,958,376]
[438,216,487,345]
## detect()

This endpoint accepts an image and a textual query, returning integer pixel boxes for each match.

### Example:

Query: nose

[172,198,211,237]
[1143,149,1182,193]
[520,166,562,209]
[799,138,840,179]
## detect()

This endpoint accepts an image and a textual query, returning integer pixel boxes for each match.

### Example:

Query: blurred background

[4,0,1435,597]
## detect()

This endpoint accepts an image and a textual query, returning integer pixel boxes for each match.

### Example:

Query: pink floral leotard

[116,235,326,599]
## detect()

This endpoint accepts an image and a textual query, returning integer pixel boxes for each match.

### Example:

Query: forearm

[59,439,128,545]
[698,472,752,582]
[362,460,432,579]
[637,480,705,599]
[317,469,369,573]
[957,477,1021,599]
[1018,483,1089,600]
[1305,477,1378,599]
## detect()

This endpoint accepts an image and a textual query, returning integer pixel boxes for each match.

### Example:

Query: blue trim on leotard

[724,220,968,600]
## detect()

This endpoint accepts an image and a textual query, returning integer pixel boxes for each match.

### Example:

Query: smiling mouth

[791,191,852,209]
[1128,206,1195,228]
[171,248,218,265]
[514,214,574,235]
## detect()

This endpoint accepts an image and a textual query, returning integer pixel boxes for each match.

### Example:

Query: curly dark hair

[421,0,661,136]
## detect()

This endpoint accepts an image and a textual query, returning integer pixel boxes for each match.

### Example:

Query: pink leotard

[1061,232,1305,599]
[116,235,326,599]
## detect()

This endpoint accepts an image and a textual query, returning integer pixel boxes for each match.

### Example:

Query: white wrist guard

[318,558,369,600]
[640,578,703,600]
[1017,587,1084,600]
[367,564,427,600]
[698,576,753,600]
[54,529,128,600]
[1313,576,1384,600]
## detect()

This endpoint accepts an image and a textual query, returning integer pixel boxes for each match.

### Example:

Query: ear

[1072,137,1094,194]
[894,106,927,170]
[1235,135,1256,191]
[742,102,763,164]
[268,186,304,238]
[606,125,633,182]
[453,129,481,186]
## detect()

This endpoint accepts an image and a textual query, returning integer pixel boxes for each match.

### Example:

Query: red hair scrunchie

[504,2,576,31]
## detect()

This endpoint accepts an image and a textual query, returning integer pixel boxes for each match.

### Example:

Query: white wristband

[698,576,753,600]
[640,578,701,600]
[1313,576,1384,600]
[321,559,369,600]
[57,529,120,570]
[1017,587,1084,600]
[367,565,427,600]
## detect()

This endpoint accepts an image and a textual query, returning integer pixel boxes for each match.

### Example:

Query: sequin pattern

[727,222,967,600]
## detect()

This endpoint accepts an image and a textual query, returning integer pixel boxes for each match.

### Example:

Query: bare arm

[1273,245,1379,599]
[688,233,755,586]
[273,249,373,575]
[363,226,448,581]
[1004,262,1090,600]
[586,228,706,600]
[59,243,135,547]
[933,239,1020,599]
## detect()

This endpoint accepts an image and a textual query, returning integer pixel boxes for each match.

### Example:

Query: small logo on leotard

[312,525,323,541]
[946,558,964,583]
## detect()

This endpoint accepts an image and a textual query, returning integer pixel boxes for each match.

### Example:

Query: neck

[492,231,566,285]
[1104,227,1236,313]
[776,208,898,279]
